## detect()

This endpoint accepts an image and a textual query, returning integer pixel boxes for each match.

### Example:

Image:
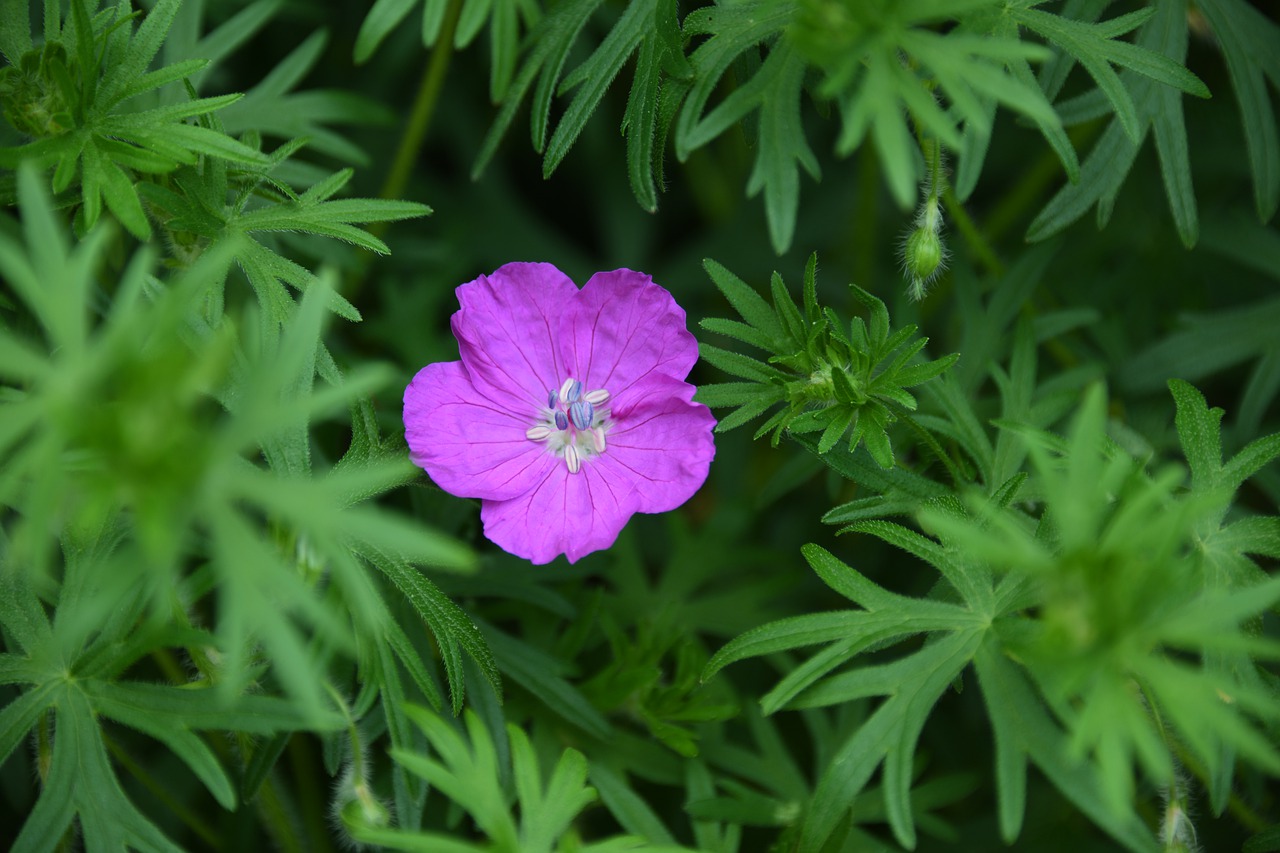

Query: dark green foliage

[3,0,1279,851]
[707,384,1280,851]
[698,254,958,469]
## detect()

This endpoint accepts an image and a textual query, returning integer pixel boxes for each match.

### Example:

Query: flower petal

[480,464,636,565]
[452,262,577,409]
[404,361,556,501]
[560,269,699,396]
[596,373,716,514]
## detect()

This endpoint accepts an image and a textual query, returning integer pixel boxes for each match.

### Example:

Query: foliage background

[2,0,1279,851]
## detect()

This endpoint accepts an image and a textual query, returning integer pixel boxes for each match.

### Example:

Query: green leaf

[0,682,57,767]
[372,554,499,714]
[0,0,32,64]
[973,642,1158,851]
[702,257,784,343]
[675,2,790,162]
[473,0,602,177]
[1027,1,1202,243]
[544,0,651,178]
[515,726,597,847]
[355,0,421,64]
[699,343,785,382]
[802,629,983,850]
[99,0,183,108]
[1169,379,1224,489]
[1198,0,1280,220]
[622,9,667,211]
[485,626,611,739]
[589,762,676,845]
[744,42,820,254]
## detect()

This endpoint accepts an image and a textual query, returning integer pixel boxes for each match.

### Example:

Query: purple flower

[403,263,716,565]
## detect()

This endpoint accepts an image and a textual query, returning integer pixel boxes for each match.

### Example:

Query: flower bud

[904,227,944,282]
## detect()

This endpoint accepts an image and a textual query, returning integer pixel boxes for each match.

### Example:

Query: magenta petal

[452,262,578,408]
[479,465,636,565]
[404,361,556,501]
[560,269,699,395]
[599,373,716,514]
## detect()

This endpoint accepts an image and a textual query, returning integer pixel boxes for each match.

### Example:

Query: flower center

[525,378,611,474]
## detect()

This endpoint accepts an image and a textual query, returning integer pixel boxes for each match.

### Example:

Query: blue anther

[548,389,558,408]
[569,400,594,431]
[554,410,569,431]
[566,379,583,403]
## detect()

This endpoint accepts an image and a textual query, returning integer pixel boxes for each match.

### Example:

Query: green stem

[923,135,943,200]
[348,0,463,298]
[377,0,463,210]
[943,187,1003,277]
[289,733,335,853]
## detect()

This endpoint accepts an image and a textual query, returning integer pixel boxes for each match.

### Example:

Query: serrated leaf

[703,258,783,342]
[699,343,784,382]
[369,553,499,714]
[694,381,769,409]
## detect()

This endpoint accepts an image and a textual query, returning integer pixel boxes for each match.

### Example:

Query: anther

[569,400,594,431]
[583,389,609,405]
[526,426,553,441]
[559,378,582,404]
[564,443,581,474]
[554,411,569,431]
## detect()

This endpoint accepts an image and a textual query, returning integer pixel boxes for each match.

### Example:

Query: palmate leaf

[787,0,1058,215]
[0,0,266,239]
[366,548,499,715]
[352,706,692,852]
[709,382,1280,851]
[472,0,687,216]
[140,143,429,332]
[697,255,957,467]
[703,540,1000,852]
[1026,1,1209,248]
[0,558,342,852]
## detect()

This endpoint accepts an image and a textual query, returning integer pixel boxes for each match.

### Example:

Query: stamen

[526,426,554,441]
[590,427,606,453]
[559,378,582,404]
[554,411,569,431]
[564,443,581,474]
[569,400,594,431]
[584,389,609,405]
[547,389,558,408]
